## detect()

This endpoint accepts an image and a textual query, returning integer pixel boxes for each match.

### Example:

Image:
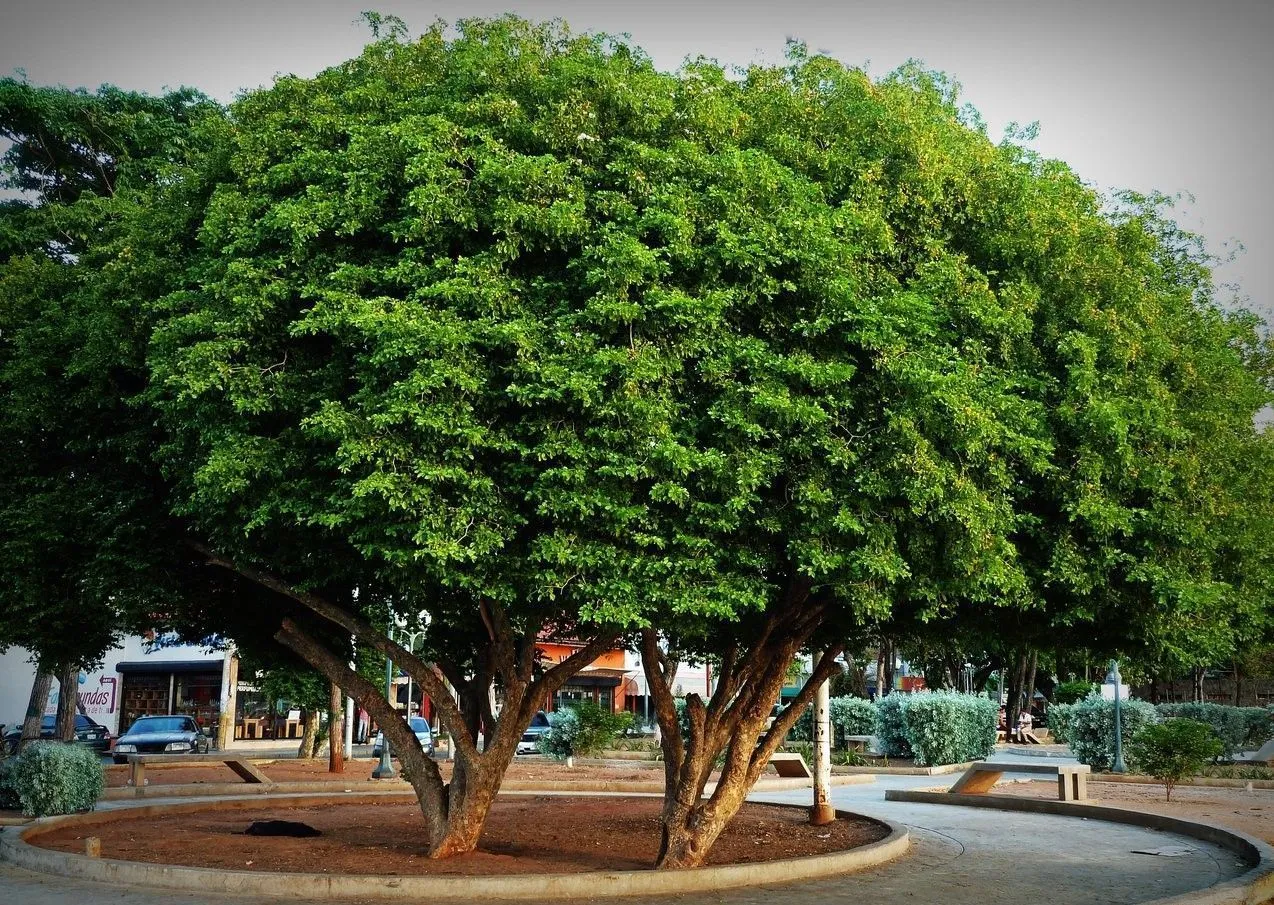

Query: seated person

[1016,708,1035,742]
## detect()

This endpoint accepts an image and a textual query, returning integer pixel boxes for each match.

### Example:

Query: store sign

[76,674,119,717]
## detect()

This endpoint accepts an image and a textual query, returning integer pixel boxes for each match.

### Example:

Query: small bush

[1048,703,1073,744]
[873,694,912,758]
[1066,694,1159,770]
[900,691,998,766]
[830,696,877,741]
[1129,719,1225,800]
[0,757,20,810]
[788,695,876,747]
[1156,703,1274,754]
[1053,681,1096,705]
[7,741,104,817]
[538,702,633,761]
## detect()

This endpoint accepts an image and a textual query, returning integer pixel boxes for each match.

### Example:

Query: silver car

[373,716,434,757]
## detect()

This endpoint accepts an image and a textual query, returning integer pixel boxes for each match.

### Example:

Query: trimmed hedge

[901,691,998,766]
[1155,703,1272,757]
[788,695,877,746]
[872,692,997,765]
[7,741,104,816]
[1049,702,1074,744]
[873,694,912,758]
[1065,694,1159,770]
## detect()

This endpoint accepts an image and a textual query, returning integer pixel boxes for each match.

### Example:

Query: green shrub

[0,757,20,810]
[1245,708,1274,749]
[1066,694,1158,770]
[873,694,912,757]
[7,741,104,817]
[1129,719,1225,800]
[829,696,877,741]
[900,691,998,766]
[1154,703,1264,757]
[1048,703,1073,744]
[538,701,633,760]
[1053,681,1096,705]
[787,696,876,747]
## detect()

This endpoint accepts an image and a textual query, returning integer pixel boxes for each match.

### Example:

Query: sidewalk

[0,765,1251,905]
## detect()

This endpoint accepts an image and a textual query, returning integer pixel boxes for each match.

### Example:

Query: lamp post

[1106,659,1127,774]
[372,637,396,780]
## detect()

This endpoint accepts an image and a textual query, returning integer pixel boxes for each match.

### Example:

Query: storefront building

[0,634,237,746]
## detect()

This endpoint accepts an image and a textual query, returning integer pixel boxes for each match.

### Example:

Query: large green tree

[3,17,1271,871]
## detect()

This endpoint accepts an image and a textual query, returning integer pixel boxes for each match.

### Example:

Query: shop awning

[567,668,629,688]
[115,660,223,675]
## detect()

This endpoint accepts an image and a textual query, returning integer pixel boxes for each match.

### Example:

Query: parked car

[112,715,210,763]
[3,714,111,755]
[516,711,552,755]
[373,716,434,758]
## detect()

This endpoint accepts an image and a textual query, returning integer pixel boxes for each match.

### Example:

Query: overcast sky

[2,0,1271,324]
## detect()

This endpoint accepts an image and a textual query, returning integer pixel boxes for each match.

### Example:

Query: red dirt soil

[103,758,668,788]
[33,796,887,875]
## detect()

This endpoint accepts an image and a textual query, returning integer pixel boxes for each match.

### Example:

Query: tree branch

[190,541,479,761]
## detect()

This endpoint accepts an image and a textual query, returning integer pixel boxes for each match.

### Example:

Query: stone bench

[127,753,271,791]
[948,761,1090,801]
[768,752,812,778]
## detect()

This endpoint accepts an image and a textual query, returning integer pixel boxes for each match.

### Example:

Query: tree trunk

[1149,676,1160,704]
[297,708,319,758]
[640,588,843,870]
[875,647,886,698]
[1192,667,1205,703]
[882,639,896,693]
[1024,651,1038,714]
[1234,660,1242,706]
[19,671,54,752]
[55,662,79,742]
[328,682,344,773]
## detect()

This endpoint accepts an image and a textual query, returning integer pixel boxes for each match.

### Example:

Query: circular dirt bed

[33,796,887,875]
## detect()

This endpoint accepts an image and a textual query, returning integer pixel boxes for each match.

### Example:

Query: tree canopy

[0,15,1270,867]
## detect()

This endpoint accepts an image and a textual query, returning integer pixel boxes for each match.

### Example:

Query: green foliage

[899,691,998,766]
[0,757,20,810]
[873,695,912,758]
[1048,702,1074,744]
[1129,719,1225,800]
[830,696,878,741]
[7,741,104,817]
[1154,703,1268,757]
[1065,695,1159,770]
[788,695,876,746]
[1053,681,1096,705]
[538,701,633,760]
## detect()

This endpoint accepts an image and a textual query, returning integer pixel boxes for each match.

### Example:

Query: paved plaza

[0,758,1255,905]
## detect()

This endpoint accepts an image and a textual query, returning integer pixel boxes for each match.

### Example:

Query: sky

[1,0,1271,324]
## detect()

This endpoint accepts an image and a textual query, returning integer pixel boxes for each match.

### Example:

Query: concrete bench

[768,752,812,778]
[127,753,271,790]
[844,735,875,753]
[948,761,1090,801]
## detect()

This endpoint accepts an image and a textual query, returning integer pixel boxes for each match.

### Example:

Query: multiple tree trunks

[641,583,845,870]
[195,545,618,860]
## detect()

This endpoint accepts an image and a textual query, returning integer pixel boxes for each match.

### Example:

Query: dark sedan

[3,714,111,755]
[112,715,210,763]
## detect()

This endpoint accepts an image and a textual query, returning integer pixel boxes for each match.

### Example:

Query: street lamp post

[1107,659,1127,774]
[372,642,396,780]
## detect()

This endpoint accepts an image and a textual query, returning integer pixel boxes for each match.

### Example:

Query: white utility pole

[810,652,835,825]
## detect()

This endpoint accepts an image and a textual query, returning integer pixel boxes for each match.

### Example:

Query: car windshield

[127,717,194,734]
[409,717,430,734]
